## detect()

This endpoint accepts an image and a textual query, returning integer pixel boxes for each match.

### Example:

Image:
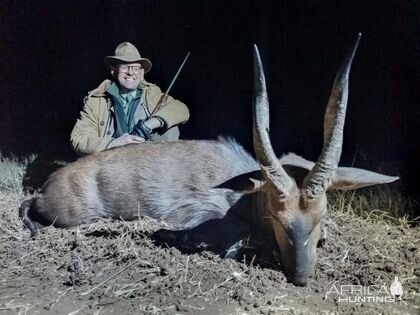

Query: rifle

[150,51,191,116]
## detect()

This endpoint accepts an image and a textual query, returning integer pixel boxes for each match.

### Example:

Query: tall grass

[328,188,418,225]
[0,153,36,200]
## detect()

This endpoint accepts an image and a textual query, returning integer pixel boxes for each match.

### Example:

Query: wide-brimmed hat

[104,42,152,73]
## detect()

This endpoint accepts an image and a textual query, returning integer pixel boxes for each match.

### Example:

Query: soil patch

[1,192,419,314]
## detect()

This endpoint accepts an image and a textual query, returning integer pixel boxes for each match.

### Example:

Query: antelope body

[20,35,398,285]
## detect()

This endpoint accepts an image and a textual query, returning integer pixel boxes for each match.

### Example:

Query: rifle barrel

[166,51,190,94]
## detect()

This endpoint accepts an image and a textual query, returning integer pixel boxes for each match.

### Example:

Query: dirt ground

[0,187,418,315]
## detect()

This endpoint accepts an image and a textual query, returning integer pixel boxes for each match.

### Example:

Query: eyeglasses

[118,65,143,74]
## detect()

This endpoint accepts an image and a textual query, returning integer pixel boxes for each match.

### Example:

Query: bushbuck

[20,35,398,285]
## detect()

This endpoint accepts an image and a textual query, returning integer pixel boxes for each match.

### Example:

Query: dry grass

[329,188,418,223]
[0,153,36,194]
[0,154,419,314]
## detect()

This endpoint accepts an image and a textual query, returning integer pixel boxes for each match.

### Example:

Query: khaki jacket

[70,79,190,155]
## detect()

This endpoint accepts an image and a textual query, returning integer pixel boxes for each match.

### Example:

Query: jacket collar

[88,79,153,98]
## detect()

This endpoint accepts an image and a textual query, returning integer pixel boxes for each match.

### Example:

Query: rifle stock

[151,92,169,116]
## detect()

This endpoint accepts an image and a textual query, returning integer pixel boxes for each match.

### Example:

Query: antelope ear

[280,153,314,170]
[215,170,265,193]
[329,167,399,191]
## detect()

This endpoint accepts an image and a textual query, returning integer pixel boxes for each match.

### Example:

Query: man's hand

[107,133,145,149]
[131,119,152,140]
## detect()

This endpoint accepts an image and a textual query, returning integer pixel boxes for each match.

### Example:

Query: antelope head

[252,34,398,286]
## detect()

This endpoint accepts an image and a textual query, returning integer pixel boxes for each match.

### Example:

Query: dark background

[0,1,419,203]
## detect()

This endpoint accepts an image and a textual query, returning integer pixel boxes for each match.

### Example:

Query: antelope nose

[290,274,309,286]
[292,277,308,286]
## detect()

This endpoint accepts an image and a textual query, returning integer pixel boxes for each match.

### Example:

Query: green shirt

[107,82,143,136]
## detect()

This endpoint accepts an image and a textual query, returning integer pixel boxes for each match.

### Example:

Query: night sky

[0,1,419,201]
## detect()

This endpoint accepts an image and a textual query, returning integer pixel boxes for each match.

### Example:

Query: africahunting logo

[325,276,404,303]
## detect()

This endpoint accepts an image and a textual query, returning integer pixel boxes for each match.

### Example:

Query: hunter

[71,42,190,155]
